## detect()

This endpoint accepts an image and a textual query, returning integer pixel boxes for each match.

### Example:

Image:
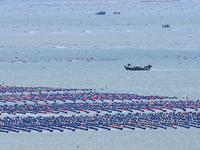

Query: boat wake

[153,69,199,71]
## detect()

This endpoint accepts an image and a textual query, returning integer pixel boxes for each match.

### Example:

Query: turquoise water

[0,129,199,150]
[0,0,200,149]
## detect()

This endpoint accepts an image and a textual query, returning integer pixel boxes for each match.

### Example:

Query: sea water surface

[0,0,200,149]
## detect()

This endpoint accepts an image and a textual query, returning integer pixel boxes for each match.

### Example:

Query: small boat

[162,24,170,28]
[124,64,152,71]
[96,11,106,15]
[113,11,120,14]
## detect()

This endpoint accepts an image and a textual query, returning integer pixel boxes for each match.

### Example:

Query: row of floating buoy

[0,85,198,133]
[0,112,199,133]
[0,85,92,93]
[0,86,178,102]
[0,57,122,63]
[0,92,177,103]
[0,100,199,115]
[29,1,136,7]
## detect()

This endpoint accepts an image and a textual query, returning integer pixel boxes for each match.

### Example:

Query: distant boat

[162,24,170,28]
[96,11,106,15]
[113,11,120,14]
[124,64,152,71]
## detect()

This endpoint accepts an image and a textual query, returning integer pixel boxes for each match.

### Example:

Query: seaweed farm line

[0,112,200,133]
[0,86,199,133]
[0,58,122,63]
[0,100,199,115]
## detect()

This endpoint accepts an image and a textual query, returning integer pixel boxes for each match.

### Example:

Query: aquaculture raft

[0,112,199,133]
[0,85,199,133]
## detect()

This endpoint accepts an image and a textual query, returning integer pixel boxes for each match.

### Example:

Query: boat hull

[96,11,106,15]
[124,65,152,71]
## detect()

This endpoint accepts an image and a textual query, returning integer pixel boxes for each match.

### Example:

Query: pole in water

[105,84,107,90]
